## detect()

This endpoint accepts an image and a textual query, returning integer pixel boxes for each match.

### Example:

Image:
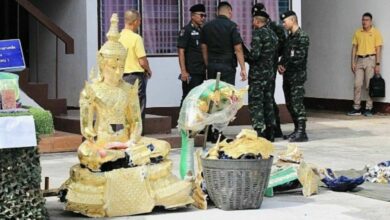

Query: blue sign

[0,39,26,72]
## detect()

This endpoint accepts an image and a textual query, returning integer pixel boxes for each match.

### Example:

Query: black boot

[256,129,265,139]
[206,127,227,143]
[289,120,308,142]
[206,126,217,143]
[283,120,298,140]
[274,119,283,138]
[264,125,275,142]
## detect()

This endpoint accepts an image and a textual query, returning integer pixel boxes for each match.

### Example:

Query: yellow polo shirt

[352,27,383,56]
[119,29,146,73]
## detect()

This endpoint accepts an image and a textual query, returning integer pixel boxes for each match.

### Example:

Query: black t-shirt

[177,22,205,75]
[201,15,243,61]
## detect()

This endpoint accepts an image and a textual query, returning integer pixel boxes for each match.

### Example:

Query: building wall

[147,58,286,107]
[292,0,302,26]
[29,0,98,106]
[302,0,389,103]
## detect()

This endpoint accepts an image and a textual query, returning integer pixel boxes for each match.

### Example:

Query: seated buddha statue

[60,14,193,218]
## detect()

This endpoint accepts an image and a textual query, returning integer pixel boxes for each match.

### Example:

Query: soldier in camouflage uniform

[278,11,310,142]
[248,9,278,141]
[252,3,287,138]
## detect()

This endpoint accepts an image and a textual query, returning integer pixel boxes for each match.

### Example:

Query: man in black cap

[200,1,247,143]
[278,11,310,142]
[177,4,207,106]
[248,10,278,141]
[251,3,286,139]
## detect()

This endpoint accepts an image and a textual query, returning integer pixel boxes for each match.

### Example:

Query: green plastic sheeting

[180,129,195,179]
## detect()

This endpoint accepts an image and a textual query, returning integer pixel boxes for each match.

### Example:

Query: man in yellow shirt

[349,12,383,116]
[119,10,152,122]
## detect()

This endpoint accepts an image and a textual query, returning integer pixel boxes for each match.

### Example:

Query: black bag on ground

[369,74,385,97]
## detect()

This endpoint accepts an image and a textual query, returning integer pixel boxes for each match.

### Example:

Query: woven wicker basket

[201,156,273,210]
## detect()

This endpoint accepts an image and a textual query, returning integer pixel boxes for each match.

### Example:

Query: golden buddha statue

[60,14,193,217]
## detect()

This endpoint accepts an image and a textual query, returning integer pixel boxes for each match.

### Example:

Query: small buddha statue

[60,14,193,217]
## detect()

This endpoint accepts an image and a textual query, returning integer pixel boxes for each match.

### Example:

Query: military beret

[252,3,265,15]
[253,10,269,19]
[280,10,296,20]
[190,4,205,13]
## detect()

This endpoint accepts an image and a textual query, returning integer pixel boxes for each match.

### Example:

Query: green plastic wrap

[178,80,248,179]
[0,72,20,100]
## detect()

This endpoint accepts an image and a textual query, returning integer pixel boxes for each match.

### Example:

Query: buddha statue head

[97,13,127,85]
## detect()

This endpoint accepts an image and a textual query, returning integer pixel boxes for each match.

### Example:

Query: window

[99,0,289,56]
[229,0,254,47]
[142,0,180,55]
[99,0,138,45]
[182,0,218,25]
[278,0,290,16]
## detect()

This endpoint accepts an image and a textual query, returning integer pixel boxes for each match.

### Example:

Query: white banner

[0,116,37,149]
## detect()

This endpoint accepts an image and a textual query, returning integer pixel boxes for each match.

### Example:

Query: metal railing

[15,0,74,98]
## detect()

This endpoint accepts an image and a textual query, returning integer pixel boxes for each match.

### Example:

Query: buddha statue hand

[78,141,127,171]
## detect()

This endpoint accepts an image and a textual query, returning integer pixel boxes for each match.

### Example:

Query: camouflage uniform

[279,28,310,122]
[268,21,286,133]
[269,21,287,74]
[248,25,278,134]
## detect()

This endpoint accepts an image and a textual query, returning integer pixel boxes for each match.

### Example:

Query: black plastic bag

[369,74,385,97]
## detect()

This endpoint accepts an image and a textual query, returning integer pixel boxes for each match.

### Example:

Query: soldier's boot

[274,118,283,138]
[283,120,298,140]
[264,125,275,142]
[256,129,266,139]
[289,120,308,142]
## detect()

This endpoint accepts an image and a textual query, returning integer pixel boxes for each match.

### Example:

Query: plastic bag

[0,72,20,100]
[178,80,247,179]
[364,160,390,184]
[177,79,248,132]
[321,168,364,192]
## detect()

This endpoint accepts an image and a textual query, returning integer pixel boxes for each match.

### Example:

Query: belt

[124,72,144,76]
[357,54,375,58]
[208,58,232,64]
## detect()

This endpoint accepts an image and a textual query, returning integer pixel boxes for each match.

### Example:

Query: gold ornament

[207,129,274,160]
